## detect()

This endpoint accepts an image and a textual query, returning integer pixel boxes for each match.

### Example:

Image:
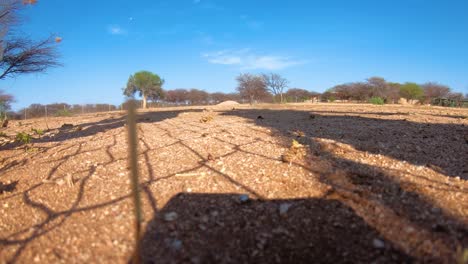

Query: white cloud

[107,25,127,35]
[202,49,306,70]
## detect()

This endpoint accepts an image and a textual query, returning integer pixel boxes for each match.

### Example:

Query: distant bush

[0,132,7,137]
[55,109,72,117]
[369,97,385,105]
[15,132,32,144]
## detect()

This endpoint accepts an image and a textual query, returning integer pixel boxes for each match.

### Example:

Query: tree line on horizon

[122,70,467,108]
[322,77,466,104]
[1,71,467,121]
[1,2,467,122]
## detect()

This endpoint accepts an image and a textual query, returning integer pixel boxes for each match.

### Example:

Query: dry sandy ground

[0,103,467,263]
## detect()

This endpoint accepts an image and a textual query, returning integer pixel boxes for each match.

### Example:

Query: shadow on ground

[223,109,468,178]
[1,107,467,263]
[135,107,466,263]
[218,108,468,261]
[138,193,412,263]
[0,109,202,152]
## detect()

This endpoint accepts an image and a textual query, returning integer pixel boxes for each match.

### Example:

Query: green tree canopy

[123,71,164,109]
[399,82,423,101]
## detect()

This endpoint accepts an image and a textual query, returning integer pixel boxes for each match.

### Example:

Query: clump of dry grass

[281,139,307,163]
[290,129,305,138]
[200,115,214,123]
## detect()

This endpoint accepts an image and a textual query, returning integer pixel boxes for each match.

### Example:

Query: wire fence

[11,103,123,120]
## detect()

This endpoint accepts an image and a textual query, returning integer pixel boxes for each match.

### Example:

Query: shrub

[400,82,423,101]
[369,97,385,105]
[0,132,7,137]
[15,132,32,144]
[31,128,44,135]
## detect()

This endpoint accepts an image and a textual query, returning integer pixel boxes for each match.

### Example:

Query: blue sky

[3,0,468,110]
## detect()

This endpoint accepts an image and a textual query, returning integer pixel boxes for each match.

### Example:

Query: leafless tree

[385,82,401,103]
[328,77,401,103]
[1,0,20,60]
[421,82,451,103]
[236,73,269,104]
[262,73,289,103]
[285,88,317,102]
[187,88,209,105]
[209,92,228,104]
[366,77,387,97]
[165,89,189,104]
[0,0,60,80]
[447,92,463,101]
[0,37,60,79]
[366,77,400,103]
[0,89,14,125]
[0,89,13,105]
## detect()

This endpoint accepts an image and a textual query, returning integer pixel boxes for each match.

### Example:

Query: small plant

[200,115,213,123]
[31,128,44,136]
[26,147,39,153]
[0,131,8,137]
[0,111,6,123]
[15,132,32,144]
[369,97,385,105]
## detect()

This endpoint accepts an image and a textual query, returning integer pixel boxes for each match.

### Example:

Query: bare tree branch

[0,36,61,80]
[236,73,270,104]
[0,0,60,79]
[262,73,289,103]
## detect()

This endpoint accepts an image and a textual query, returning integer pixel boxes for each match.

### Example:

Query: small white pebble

[279,203,292,216]
[372,238,385,249]
[164,212,178,222]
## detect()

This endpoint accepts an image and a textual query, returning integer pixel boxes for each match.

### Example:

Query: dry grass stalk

[127,102,143,264]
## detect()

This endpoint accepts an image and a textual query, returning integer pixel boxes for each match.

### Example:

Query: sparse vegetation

[369,97,385,105]
[0,90,14,127]
[31,128,44,135]
[55,109,72,117]
[1,102,467,263]
[15,132,32,144]
[1,0,467,262]
[399,82,423,101]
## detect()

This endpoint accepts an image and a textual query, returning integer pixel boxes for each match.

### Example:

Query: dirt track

[1,103,467,263]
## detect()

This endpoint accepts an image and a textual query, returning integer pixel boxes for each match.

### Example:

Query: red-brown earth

[0,103,467,263]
